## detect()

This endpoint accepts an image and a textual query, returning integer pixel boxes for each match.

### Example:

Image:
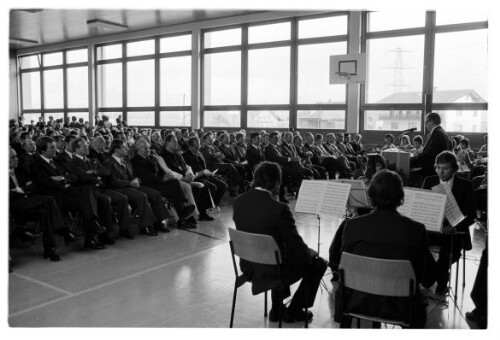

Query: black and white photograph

[3,0,498,338]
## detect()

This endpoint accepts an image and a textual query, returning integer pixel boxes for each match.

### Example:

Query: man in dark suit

[336,170,437,328]
[233,162,327,324]
[161,135,214,222]
[130,139,196,229]
[56,134,78,174]
[217,132,247,179]
[264,131,303,203]
[69,137,135,242]
[246,132,266,173]
[414,112,450,178]
[200,132,245,196]
[422,151,475,296]
[103,139,170,236]
[88,135,110,164]
[9,148,75,261]
[182,137,228,208]
[30,137,105,250]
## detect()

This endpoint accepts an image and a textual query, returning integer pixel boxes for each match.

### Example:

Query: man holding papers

[423,151,475,296]
[233,162,327,324]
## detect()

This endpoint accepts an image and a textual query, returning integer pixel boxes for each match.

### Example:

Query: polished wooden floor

[8,193,487,329]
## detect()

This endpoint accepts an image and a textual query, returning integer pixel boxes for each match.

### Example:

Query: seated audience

[334,170,437,328]
[233,161,327,323]
[381,133,396,151]
[410,135,424,156]
[455,138,475,168]
[246,132,266,172]
[398,135,413,151]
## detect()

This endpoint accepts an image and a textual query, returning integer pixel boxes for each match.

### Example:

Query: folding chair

[228,228,308,328]
[339,252,416,328]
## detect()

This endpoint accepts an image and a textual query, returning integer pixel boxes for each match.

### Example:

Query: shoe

[98,233,115,245]
[279,197,290,204]
[84,237,106,250]
[119,230,135,239]
[180,205,196,219]
[187,216,198,225]
[199,213,215,221]
[177,219,197,229]
[284,308,313,323]
[43,248,61,262]
[140,226,158,236]
[269,304,287,322]
[63,232,80,244]
[156,223,171,233]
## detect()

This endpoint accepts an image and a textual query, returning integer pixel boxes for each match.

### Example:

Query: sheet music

[398,188,446,232]
[332,179,369,208]
[431,183,466,227]
[295,180,351,217]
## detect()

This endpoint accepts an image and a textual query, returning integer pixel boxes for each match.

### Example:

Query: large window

[96,33,192,127]
[19,48,89,123]
[362,12,488,134]
[202,13,349,129]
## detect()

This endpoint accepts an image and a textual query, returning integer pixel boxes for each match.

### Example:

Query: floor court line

[11,272,74,296]
[9,242,225,319]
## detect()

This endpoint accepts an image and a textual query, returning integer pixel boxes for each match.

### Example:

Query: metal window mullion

[62,51,68,122]
[122,42,127,122]
[155,36,160,128]
[290,18,298,130]
[241,25,248,129]
[423,11,436,124]
[200,30,205,128]
[359,11,368,134]
[40,55,45,118]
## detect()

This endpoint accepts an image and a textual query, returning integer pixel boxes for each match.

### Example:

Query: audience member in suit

[200,132,246,196]
[161,135,214,222]
[246,132,266,173]
[30,137,106,250]
[350,133,363,154]
[264,131,304,203]
[217,132,247,179]
[413,112,450,178]
[9,148,77,261]
[130,139,196,229]
[280,131,315,180]
[292,135,326,179]
[304,133,340,179]
[56,134,78,174]
[88,135,110,164]
[17,138,36,178]
[182,136,228,208]
[233,162,327,324]
[422,151,475,296]
[104,139,170,236]
[70,138,135,242]
[335,170,437,328]
[233,132,247,164]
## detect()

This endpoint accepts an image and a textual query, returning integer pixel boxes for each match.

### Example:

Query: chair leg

[357,318,361,328]
[279,287,283,328]
[264,291,268,317]
[230,284,238,328]
[463,249,466,288]
[304,286,308,328]
[455,258,459,301]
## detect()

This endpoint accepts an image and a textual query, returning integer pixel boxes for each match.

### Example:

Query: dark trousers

[112,187,158,228]
[101,189,132,233]
[10,195,64,250]
[271,257,327,311]
[428,232,463,289]
[197,176,227,206]
[471,247,488,321]
[144,179,186,219]
[214,163,244,192]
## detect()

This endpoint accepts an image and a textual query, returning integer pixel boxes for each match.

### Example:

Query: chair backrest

[339,252,416,296]
[228,228,281,265]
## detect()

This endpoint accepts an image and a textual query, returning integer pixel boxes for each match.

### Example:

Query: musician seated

[422,151,475,297]
[334,170,437,328]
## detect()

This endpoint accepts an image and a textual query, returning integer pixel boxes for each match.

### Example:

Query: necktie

[49,159,57,170]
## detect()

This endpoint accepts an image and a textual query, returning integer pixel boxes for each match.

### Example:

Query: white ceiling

[9,8,264,50]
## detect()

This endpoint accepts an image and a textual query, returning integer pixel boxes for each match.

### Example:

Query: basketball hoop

[334,71,352,81]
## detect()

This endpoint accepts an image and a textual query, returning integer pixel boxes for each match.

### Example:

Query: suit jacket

[218,143,238,163]
[233,189,312,295]
[339,208,433,321]
[68,155,110,187]
[182,149,207,174]
[418,126,450,177]
[422,175,474,250]
[56,150,75,174]
[233,142,247,162]
[29,154,68,195]
[89,147,110,164]
[161,149,188,176]
[130,154,166,187]
[246,144,266,171]
[199,145,224,171]
[102,156,135,188]
[264,144,289,166]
